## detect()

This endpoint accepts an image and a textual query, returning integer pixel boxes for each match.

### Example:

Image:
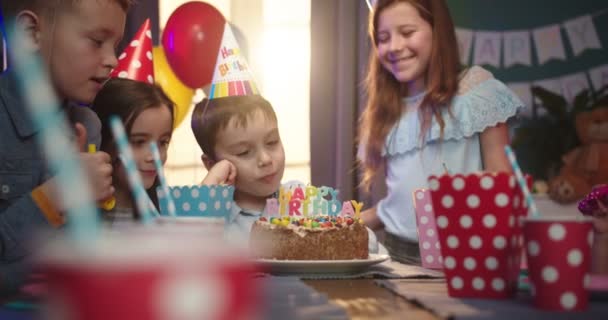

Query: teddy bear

[549,107,608,203]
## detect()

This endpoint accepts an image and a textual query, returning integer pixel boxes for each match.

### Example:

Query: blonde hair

[191,95,278,160]
[359,0,461,190]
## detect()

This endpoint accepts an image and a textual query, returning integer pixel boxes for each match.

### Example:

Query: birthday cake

[249,184,368,260]
[250,216,368,260]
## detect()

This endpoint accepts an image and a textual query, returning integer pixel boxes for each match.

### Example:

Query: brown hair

[91,78,174,211]
[358,0,461,189]
[1,0,134,21]
[191,95,277,160]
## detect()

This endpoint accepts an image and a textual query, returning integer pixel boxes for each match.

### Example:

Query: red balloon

[162,2,225,88]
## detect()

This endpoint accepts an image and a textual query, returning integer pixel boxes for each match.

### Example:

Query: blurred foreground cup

[38,227,260,320]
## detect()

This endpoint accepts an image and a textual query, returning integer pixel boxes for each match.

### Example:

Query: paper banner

[532,78,562,116]
[560,72,590,105]
[532,25,566,64]
[507,82,533,117]
[563,15,601,56]
[473,31,501,68]
[455,28,474,66]
[209,23,259,99]
[503,30,532,68]
[589,64,608,91]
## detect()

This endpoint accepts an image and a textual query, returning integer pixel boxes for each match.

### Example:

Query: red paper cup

[38,227,260,320]
[413,189,442,269]
[523,217,593,311]
[428,172,528,298]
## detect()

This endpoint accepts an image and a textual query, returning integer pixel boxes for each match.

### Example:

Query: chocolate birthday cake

[249,215,368,260]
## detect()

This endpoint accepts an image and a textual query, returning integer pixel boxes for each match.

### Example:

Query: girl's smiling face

[375,1,433,94]
[116,105,173,190]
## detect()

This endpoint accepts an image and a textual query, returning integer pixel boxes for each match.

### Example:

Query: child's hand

[201,160,237,185]
[75,123,115,201]
[79,151,114,201]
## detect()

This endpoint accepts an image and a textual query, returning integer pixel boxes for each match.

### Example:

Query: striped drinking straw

[7,24,99,245]
[504,146,540,217]
[150,142,176,216]
[109,116,159,223]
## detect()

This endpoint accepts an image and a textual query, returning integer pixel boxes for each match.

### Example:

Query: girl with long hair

[359,0,523,264]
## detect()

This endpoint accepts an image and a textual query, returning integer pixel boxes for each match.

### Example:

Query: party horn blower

[150,142,176,216]
[7,24,99,245]
[109,116,159,223]
[88,144,116,211]
[504,146,539,217]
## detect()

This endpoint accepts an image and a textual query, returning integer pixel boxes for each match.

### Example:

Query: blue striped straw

[504,145,540,217]
[109,116,159,223]
[7,24,99,245]
[150,143,176,216]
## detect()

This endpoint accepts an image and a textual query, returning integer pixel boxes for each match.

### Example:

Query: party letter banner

[503,30,532,68]
[455,28,474,66]
[589,64,608,91]
[563,15,601,56]
[560,72,590,105]
[507,82,533,117]
[473,31,501,68]
[533,25,566,64]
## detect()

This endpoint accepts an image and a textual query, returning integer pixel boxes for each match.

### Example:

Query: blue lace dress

[376,66,524,242]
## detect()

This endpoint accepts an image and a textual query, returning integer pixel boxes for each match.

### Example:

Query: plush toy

[549,108,608,203]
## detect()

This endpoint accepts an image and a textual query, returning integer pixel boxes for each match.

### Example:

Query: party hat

[110,19,154,84]
[208,23,259,99]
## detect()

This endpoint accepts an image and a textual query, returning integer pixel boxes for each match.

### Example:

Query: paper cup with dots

[413,189,442,269]
[38,228,260,320]
[427,172,529,298]
[157,185,234,219]
[523,217,593,311]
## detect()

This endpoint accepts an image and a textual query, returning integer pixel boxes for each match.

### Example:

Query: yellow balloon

[153,46,195,128]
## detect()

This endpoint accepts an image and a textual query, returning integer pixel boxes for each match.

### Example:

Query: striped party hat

[208,23,259,99]
[110,19,154,84]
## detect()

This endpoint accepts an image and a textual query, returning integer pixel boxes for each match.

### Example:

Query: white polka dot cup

[157,185,234,219]
[38,228,260,320]
[523,217,593,311]
[413,189,442,269]
[428,172,529,298]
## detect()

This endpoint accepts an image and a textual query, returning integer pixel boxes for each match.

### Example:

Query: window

[160,0,311,185]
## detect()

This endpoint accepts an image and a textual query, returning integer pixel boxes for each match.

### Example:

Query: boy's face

[213,111,285,200]
[37,0,126,104]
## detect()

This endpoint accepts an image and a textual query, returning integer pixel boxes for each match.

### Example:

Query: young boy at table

[191,95,285,245]
[191,96,380,252]
[0,0,130,293]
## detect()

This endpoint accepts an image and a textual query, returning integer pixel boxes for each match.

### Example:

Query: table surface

[305,279,440,320]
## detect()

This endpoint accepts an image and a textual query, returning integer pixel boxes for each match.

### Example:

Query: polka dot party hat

[110,19,154,84]
[208,23,259,99]
[428,172,529,299]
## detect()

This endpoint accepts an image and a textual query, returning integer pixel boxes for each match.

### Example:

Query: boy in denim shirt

[0,0,131,293]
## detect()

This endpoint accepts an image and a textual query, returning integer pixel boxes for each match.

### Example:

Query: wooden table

[305,279,440,320]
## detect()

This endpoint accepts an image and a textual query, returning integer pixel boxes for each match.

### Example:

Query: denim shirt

[0,72,101,292]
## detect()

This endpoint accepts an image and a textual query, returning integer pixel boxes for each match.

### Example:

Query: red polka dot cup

[413,189,442,269]
[38,227,260,320]
[428,172,529,298]
[523,217,593,311]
